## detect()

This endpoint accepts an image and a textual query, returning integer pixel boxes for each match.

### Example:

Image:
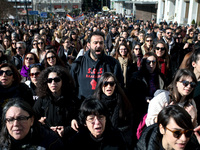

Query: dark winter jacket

[69,127,128,150]
[70,50,124,102]
[33,94,77,138]
[0,124,65,150]
[134,124,200,150]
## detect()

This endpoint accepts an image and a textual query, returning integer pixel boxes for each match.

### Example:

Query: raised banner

[66,13,84,21]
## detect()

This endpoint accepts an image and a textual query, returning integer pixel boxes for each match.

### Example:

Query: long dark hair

[167,69,197,106]
[36,66,75,98]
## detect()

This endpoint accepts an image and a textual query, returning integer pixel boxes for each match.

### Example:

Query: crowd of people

[1,13,200,149]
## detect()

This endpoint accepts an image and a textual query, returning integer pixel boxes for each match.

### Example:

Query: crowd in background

[0,13,200,149]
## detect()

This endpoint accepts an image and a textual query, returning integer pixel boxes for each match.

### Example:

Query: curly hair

[36,66,75,98]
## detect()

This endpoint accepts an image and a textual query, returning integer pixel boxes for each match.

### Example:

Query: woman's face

[12,40,17,49]
[38,40,44,50]
[47,72,62,94]
[102,77,116,96]
[176,76,195,96]
[155,43,165,57]
[145,56,157,73]
[32,41,38,49]
[119,38,125,44]
[46,52,56,66]
[4,39,10,48]
[133,45,141,55]
[119,45,127,57]
[0,67,14,88]
[6,106,34,140]
[86,114,106,138]
[72,34,76,40]
[29,67,40,85]
[63,39,70,49]
[25,54,35,68]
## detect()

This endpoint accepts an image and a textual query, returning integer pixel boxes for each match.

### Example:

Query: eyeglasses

[6,116,31,124]
[0,70,13,76]
[135,48,141,50]
[167,32,172,35]
[146,40,153,42]
[16,47,22,49]
[156,47,165,51]
[166,127,193,139]
[29,72,40,77]
[47,77,61,83]
[103,81,115,87]
[178,80,196,88]
[38,42,44,45]
[146,60,156,65]
[47,56,56,61]
[86,115,106,124]
[25,57,34,60]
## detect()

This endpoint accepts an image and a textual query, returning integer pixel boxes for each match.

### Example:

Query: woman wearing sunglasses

[0,63,34,119]
[33,66,77,140]
[146,69,197,127]
[25,63,44,101]
[31,38,46,63]
[135,105,200,150]
[20,52,39,82]
[132,43,143,69]
[153,41,170,79]
[69,98,128,150]
[43,50,67,69]
[71,72,133,148]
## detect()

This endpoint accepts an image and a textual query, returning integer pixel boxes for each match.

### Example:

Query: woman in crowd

[20,52,39,82]
[43,50,67,69]
[31,38,46,62]
[153,41,170,79]
[2,37,11,56]
[0,99,64,149]
[25,63,44,101]
[33,66,77,139]
[110,36,126,57]
[0,63,34,119]
[132,43,143,70]
[141,35,153,55]
[146,69,198,127]
[69,98,128,150]
[11,38,18,57]
[115,43,137,87]
[70,31,82,53]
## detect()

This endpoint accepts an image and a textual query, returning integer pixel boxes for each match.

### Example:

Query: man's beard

[91,48,104,59]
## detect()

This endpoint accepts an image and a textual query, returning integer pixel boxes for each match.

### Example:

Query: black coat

[0,124,65,150]
[33,95,77,138]
[69,127,128,150]
[135,124,200,150]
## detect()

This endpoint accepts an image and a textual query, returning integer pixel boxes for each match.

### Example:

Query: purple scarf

[20,65,29,78]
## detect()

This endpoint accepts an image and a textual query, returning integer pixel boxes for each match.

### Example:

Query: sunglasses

[29,72,40,77]
[16,47,22,49]
[47,77,61,83]
[178,80,196,88]
[146,40,152,42]
[167,32,172,35]
[103,81,115,87]
[135,48,141,50]
[0,70,13,76]
[156,47,165,51]
[12,43,16,44]
[146,60,156,65]
[33,43,37,45]
[25,57,34,60]
[47,56,56,61]
[166,127,193,139]
[38,42,44,45]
